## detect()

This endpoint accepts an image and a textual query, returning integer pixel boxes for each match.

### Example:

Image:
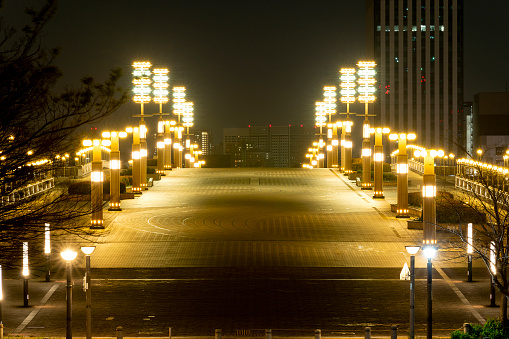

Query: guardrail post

[391,325,397,339]
[315,329,321,339]
[169,327,172,339]
[215,329,222,339]
[116,326,123,339]
[365,327,371,339]
[266,329,272,339]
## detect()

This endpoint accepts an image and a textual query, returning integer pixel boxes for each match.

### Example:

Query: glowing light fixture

[152,68,169,104]
[132,61,152,104]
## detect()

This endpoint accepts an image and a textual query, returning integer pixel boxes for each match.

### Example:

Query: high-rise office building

[366,0,464,153]
[223,125,315,168]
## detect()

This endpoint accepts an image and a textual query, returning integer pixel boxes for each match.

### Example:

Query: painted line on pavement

[434,265,485,324]
[14,283,60,333]
[329,169,363,197]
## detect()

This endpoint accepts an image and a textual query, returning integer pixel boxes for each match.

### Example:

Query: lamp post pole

[421,149,438,339]
[405,246,420,339]
[357,61,376,190]
[467,222,473,282]
[81,247,95,339]
[61,250,77,339]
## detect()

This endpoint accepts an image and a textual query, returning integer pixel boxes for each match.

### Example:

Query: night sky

[3,0,509,145]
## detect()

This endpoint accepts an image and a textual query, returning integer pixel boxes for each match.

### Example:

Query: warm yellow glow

[83,140,92,147]
[397,164,408,174]
[357,61,376,104]
[467,223,473,254]
[133,61,152,104]
[91,171,103,182]
[490,242,496,274]
[422,185,436,198]
[81,246,95,255]
[22,242,29,276]
[110,160,121,170]
[60,249,77,262]
[374,153,383,162]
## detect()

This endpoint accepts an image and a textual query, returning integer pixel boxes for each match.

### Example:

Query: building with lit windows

[223,125,315,167]
[366,0,464,153]
[473,92,509,166]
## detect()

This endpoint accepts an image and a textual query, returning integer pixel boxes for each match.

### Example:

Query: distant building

[463,101,473,156]
[223,125,315,168]
[473,92,509,165]
[366,0,464,153]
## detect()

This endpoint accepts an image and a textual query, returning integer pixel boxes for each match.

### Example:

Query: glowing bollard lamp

[129,127,142,193]
[61,249,77,339]
[83,139,110,228]
[45,223,51,281]
[81,246,95,339]
[164,121,176,170]
[22,242,29,307]
[389,133,416,217]
[102,131,127,211]
[372,127,390,198]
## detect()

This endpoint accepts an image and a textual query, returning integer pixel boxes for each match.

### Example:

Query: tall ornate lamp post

[183,101,194,168]
[389,133,416,217]
[357,61,376,190]
[102,131,127,211]
[173,87,186,168]
[414,148,441,339]
[339,68,356,174]
[328,122,340,168]
[315,101,326,168]
[153,68,170,175]
[61,250,77,339]
[164,120,176,170]
[132,61,152,189]
[81,246,95,339]
[373,127,390,198]
[323,86,337,168]
[83,139,110,228]
[127,127,142,193]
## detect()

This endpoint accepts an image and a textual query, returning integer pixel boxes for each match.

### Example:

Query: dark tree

[438,148,509,324]
[0,1,127,269]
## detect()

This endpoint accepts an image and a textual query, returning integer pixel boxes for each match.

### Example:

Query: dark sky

[3,0,509,144]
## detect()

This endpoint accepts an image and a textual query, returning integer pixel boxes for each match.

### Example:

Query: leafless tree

[0,0,127,269]
[436,148,509,324]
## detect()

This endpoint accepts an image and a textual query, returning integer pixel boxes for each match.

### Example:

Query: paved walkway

[1,168,498,338]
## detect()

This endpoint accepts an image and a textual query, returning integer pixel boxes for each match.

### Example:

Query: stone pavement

[0,168,499,338]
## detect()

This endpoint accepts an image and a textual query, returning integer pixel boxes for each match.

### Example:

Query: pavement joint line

[13,282,59,334]
[329,169,363,197]
[434,264,486,324]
